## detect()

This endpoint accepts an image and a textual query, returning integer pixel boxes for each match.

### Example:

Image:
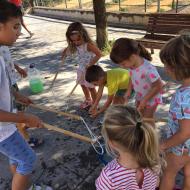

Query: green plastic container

[29,78,44,94]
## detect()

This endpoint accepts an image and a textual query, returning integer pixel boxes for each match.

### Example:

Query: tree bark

[93,0,109,50]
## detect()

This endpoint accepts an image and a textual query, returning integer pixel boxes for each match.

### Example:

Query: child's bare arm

[124,79,132,104]
[89,85,104,112]
[14,64,27,78]
[87,43,102,67]
[161,119,190,151]
[91,95,113,117]
[61,47,69,59]
[0,110,43,128]
[138,79,163,111]
[13,91,33,105]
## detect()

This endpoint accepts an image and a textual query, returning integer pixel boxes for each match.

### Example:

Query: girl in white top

[62,22,101,109]
[96,105,163,190]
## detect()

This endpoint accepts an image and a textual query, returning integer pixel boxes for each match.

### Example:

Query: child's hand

[90,110,99,118]
[137,99,147,113]
[16,94,33,105]
[89,106,97,114]
[21,113,44,128]
[17,67,27,78]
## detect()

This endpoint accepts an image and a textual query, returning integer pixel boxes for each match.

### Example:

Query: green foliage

[102,39,115,56]
[171,1,176,9]
[120,7,128,12]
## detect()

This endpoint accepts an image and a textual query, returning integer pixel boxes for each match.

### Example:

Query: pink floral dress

[130,59,162,107]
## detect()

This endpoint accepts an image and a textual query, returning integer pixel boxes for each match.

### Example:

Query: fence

[33,0,190,13]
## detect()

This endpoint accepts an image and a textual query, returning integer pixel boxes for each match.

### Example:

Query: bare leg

[89,88,96,103]
[183,159,190,190]
[10,164,17,175]
[81,85,91,101]
[21,17,33,37]
[160,153,188,190]
[12,173,31,190]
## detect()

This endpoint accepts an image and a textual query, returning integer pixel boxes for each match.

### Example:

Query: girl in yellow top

[85,65,131,117]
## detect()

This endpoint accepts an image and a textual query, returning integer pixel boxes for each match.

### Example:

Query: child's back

[96,159,158,190]
[106,68,130,96]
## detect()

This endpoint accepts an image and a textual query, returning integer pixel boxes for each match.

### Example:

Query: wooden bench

[136,13,190,53]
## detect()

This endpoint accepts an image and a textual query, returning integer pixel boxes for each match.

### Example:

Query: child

[85,65,131,117]
[0,2,43,190]
[62,22,101,109]
[110,38,163,118]
[0,45,43,148]
[159,33,190,190]
[9,0,34,38]
[96,105,161,190]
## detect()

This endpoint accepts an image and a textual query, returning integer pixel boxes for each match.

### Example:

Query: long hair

[110,38,152,64]
[160,32,190,81]
[66,22,93,54]
[0,1,22,23]
[102,105,162,173]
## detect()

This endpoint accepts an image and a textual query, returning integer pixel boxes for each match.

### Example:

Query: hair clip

[71,31,79,34]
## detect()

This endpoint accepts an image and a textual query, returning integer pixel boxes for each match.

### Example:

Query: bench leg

[151,48,154,54]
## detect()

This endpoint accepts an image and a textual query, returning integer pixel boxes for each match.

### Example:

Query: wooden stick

[68,81,79,96]
[50,58,65,89]
[29,103,82,120]
[43,122,93,143]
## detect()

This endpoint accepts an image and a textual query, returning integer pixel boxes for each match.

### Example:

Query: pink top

[96,159,158,190]
[130,59,162,107]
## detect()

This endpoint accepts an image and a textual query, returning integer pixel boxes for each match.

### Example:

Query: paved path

[0,15,182,189]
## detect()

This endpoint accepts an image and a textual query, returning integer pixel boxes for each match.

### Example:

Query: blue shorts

[0,131,36,175]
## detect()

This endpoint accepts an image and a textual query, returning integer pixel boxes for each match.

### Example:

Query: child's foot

[80,100,92,109]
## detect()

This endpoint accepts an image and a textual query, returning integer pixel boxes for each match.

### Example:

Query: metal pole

[119,0,121,11]
[145,0,147,12]
[78,0,82,9]
[157,0,160,12]
[65,0,67,8]
[176,0,179,13]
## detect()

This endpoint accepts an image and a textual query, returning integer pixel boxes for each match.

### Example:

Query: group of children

[62,18,190,190]
[1,0,190,189]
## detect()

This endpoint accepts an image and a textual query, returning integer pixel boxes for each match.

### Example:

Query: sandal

[28,184,53,190]
[80,100,92,109]
[28,137,44,148]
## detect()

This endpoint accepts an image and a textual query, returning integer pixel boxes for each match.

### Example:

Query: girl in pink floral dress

[110,38,163,118]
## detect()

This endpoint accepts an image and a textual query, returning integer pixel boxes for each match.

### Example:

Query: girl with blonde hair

[96,105,162,190]
[159,33,190,190]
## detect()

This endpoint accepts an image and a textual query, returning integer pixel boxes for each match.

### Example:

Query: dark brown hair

[160,33,190,81]
[0,1,22,23]
[110,38,152,64]
[85,65,105,83]
[66,22,92,53]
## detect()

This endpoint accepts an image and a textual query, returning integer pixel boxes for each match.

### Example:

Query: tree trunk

[93,0,109,50]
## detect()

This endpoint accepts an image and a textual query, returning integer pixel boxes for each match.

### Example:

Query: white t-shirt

[0,46,17,85]
[0,56,17,142]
